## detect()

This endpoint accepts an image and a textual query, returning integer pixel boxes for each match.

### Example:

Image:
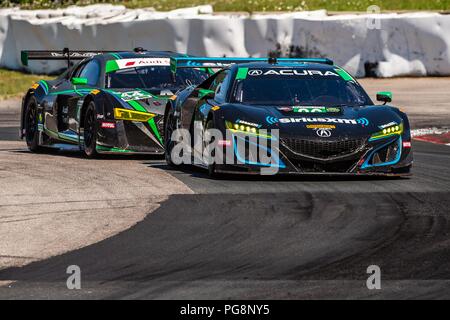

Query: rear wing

[170,57,334,74]
[21,48,124,68]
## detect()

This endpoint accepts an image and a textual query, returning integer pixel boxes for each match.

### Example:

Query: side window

[214,71,232,103]
[208,70,228,92]
[77,60,100,86]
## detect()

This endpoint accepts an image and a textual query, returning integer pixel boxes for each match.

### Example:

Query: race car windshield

[231,68,372,107]
[106,66,209,89]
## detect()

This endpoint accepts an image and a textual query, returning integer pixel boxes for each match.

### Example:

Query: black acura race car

[20,48,208,157]
[164,57,413,176]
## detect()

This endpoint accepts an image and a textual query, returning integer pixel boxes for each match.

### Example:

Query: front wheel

[83,102,98,158]
[164,109,178,167]
[204,119,219,178]
[24,97,42,152]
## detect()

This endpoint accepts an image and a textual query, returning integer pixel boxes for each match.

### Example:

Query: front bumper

[96,118,164,154]
[212,133,413,176]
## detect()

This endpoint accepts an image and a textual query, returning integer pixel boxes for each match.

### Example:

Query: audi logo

[248,70,263,76]
[316,128,332,138]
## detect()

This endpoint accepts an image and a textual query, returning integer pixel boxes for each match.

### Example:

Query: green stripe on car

[335,68,354,81]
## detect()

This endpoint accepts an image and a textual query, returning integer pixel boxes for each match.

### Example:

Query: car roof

[100,51,187,62]
[229,61,336,71]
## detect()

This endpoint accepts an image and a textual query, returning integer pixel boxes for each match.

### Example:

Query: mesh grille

[281,138,365,159]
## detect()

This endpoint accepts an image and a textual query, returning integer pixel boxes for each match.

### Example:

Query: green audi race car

[20,48,208,157]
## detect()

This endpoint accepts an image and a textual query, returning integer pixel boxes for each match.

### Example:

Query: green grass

[3,0,450,12]
[0,69,52,99]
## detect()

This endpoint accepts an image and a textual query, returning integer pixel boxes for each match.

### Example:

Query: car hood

[221,104,404,139]
[106,88,171,114]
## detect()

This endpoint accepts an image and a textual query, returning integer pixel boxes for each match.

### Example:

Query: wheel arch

[20,90,37,138]
[79,94,103,128]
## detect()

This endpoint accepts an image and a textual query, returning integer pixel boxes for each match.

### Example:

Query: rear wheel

[83,102,98,158]
[24,97,42,152]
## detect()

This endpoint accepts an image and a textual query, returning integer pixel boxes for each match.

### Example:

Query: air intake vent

[282,138,366,159]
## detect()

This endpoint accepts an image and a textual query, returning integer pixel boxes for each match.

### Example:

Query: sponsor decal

[31,83,39,90]
[248,69,339,77]
[306,124,336,129]
[118,90,153,102]
[211,106,220,111]
[379,121,398,129]
[115,58,170,69]
[293,106,327,113]
[278,106,342,113]
[236,119,261,128]
[275,117,369,126]
[90,89,100,95]
[403,141,412,148]
[50,51,100,58]
[101,122,116,129]
[248,69,263,76]
[316,128,332,137]
[279,117,358,124]
[277,107,293,112]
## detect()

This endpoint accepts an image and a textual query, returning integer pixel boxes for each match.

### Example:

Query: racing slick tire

[24,96,43,153]
[204,119,219,178]
[83,102,99,158]
[164,108,178,167]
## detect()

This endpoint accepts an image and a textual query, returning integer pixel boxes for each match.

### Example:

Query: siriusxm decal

[275,117,370,126]
[357,117,370,126]
[248,69,339,77]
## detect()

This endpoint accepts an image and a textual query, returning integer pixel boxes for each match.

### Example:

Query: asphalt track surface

[1,110,450,299]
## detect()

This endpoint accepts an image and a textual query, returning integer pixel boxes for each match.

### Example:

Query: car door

[57,59,101,140]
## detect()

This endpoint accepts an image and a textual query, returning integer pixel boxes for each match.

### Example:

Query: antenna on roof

[268,57,278,64]
[134,47,146,53]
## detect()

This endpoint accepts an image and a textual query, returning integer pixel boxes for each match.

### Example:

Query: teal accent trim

[362,137,402,169]
[39,80,49,95]
[170,57,334,74]
[44,128,81,144]
[110,53,121,59]
[232,135,285,168]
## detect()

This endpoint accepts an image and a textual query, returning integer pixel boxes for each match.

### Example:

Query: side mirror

[376,91,392,104]
[198,89,215,100]
[71,77,88,85]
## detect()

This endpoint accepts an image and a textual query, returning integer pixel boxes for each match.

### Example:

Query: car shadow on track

[11,148,165,161]
[10,148,407,182]
[145,162,407,182]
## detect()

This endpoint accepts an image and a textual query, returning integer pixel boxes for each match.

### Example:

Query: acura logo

[316,128,332,137]
[248,69,263,76]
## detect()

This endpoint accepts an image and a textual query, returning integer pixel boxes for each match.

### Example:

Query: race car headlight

[114,108,155,122]
[370,123,403,141]
[225,121,258,134]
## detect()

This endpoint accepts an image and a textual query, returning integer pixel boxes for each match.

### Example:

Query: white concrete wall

[1,5,449,77]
